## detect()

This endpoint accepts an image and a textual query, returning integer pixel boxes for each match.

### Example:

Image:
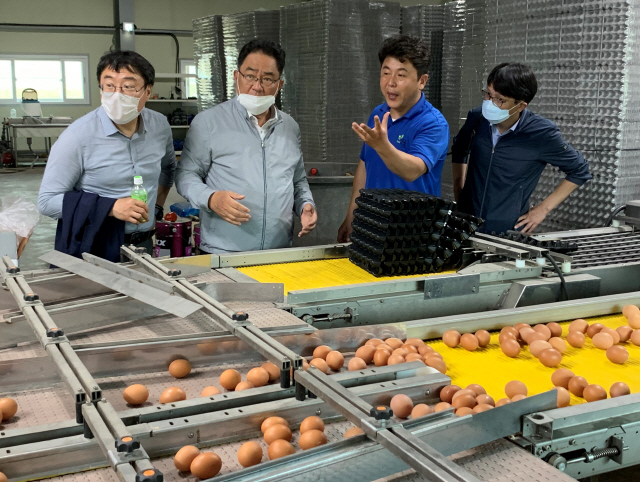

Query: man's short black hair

[237,39,286,75]
[378,35,431,78]
[487,63,537,104]
[97,50,155,86]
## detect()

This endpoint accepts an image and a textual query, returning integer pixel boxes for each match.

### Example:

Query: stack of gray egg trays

[461,0,640,231]
[221,10,280,101]
[279,0,400,176]
[440,0,467,145]
[401,4,445,111]
[193,15,226,111]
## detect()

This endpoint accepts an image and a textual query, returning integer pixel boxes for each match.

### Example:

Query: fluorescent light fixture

[122,22,135,32]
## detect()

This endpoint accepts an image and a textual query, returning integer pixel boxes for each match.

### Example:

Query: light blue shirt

[491,118,520,146]
[38,107,176,234]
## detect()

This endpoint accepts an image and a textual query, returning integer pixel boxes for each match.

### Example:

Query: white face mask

[236,78,279,116]
[101,91,141,125]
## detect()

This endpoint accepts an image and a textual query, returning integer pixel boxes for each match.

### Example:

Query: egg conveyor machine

[1,208,640,482]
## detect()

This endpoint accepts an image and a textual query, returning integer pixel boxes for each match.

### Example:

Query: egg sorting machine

[1,208,640,481]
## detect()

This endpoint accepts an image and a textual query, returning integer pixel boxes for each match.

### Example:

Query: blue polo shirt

[360,94,449,195]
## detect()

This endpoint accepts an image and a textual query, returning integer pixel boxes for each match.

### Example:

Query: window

[180,59,197,99]
[0,55,90,104]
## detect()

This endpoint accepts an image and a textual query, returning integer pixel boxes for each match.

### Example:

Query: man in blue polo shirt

[337,35,449,242]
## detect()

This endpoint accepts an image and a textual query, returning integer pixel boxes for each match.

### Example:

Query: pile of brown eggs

[551,368,630,402]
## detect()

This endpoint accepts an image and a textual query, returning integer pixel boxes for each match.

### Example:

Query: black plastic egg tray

[500,230,579,254]
[348,189,483,277]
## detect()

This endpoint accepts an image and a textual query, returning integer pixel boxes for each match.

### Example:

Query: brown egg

[452,389,477,401]
[519,327,535,342]
[539,348,562,367]
[326,351,345,371]
[160,387,186,404]
[533,324,552,340]
[476,394,495,406]
[440,385,461,403]
[617,326,633,343]
[365,338,383,347]
[405,353,425,363]
[235,381,255,391]
[529,340,552,358]
[402,344,418,354]
[631,330,640,346]
[390,394,414,418]
[460,333,479,351]
[503,326,520,338]
[514,323,531,332]
[344,426,365,438]
[0,398,16,419]
[385,338,404,349]
[501,339,521,357]
[300,415,325,433]
[190,452,222,479]
[569,319,589,333]
[261,416,288,433]
[427,352,443,359]
[387,354,405,365]
[610,382,631,398]
[355,345,376,364]
[348,357,367,371]
[629,314,640,329]
[568,376,588,397]
[434,402,452,411]
[622,304,640,318]
[123,385,148,406]
[602,327,621,344]
[586,323,604,338]
[247,367,270,387]
[312,345,332,360]
[547,322,563,338]
[261,362,281,383]
[566,331,586,348]
[299,429,328,450]
[174,445,201,472]
[169,359,191,379]
[455,407,475,416]
[442,330,461,348]
[392,348,409,357]
[220,369,242,390]
[200,386,221,397]
[548,337,567,354]
[555,387,571,408]
[466,384,486,396]
[411,404,433,418]
[309,358,329,373]
[592,332,614,350]
[475,330,491,347]
[606,345,629,364]
[551,368,575,389]
[583,384,607,402]
[511,394,527,402]
[505,381,528,398]
[452,393,476,409]
[424,356,447,373]
[499,330,517,345]
[405,338,424,347]
[237,441,263,467]
[418,344,434,356]
[495,398,511,407]
[473,403,493,413]
[0,472,7,482]
[376,343,393,353]
[373,349,391,366]
[264,424,293,444]
[524,332,549,344]
[268,439,296,460]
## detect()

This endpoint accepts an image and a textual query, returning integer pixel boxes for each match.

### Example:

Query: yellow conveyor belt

[427,314,640,406]
[237,258,454,294]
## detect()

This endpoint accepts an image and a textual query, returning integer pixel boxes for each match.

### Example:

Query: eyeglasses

[100,82,146,96]
[481,89,507,108]
[238,71,280,88]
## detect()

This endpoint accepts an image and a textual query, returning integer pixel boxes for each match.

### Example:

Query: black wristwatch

[155,204,164,221]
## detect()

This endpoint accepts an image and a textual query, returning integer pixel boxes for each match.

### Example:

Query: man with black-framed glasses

[176,39,316,254]
[38,50,175,261]
[451,62,591,234]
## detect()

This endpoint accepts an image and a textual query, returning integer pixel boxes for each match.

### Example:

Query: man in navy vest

[337,35,449,242]
[452,63,591,234]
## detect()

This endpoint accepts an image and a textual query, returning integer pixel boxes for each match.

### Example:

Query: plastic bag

[0,197,42,256]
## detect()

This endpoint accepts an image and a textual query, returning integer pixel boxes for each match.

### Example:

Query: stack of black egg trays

[349,189,483,277]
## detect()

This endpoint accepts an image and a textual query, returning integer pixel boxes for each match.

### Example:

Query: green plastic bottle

[131,175,148,203]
